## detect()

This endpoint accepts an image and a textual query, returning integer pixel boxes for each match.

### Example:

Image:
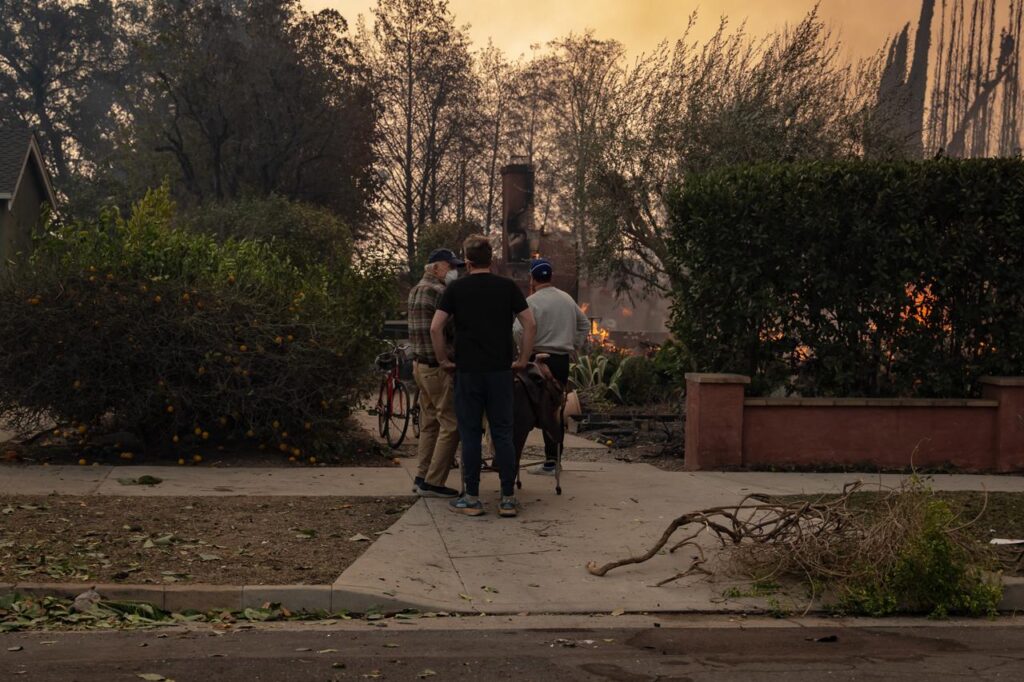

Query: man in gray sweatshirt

[513,258,590,474]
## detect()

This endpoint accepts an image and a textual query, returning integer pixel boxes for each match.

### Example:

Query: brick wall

[684,374,1024,472]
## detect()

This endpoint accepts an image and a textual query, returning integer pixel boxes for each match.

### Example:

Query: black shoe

[413,476,424,493]
[416,483,460,498]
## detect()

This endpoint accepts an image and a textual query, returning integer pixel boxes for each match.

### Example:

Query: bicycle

[374,341,413,448]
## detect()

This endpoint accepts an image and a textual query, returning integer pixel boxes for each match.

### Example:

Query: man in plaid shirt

[407,248,463,497]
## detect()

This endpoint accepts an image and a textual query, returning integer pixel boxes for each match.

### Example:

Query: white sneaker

[527,463,556,476]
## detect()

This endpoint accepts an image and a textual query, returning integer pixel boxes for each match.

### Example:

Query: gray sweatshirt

[513,286,590,355]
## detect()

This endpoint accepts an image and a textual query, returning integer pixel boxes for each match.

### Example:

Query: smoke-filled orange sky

[309,0,923,58]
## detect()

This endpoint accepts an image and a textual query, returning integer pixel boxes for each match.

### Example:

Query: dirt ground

[0,495,415,585]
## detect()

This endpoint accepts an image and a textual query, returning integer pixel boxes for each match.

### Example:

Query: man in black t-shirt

[430,235,536,518]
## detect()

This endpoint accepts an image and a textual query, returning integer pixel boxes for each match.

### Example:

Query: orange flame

[901,284,936,324]
[588,318,616,352]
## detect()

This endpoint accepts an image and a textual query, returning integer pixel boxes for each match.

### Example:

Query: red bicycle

[374,341,412,448]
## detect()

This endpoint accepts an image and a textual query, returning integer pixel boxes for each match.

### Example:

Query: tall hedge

[666,158,1024,397]
[0,186,396,457]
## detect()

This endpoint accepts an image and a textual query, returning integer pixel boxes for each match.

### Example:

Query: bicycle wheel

[386,381,410,448]
[376,379,389,439]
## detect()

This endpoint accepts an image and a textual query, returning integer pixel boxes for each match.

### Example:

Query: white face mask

[444,269,458,285]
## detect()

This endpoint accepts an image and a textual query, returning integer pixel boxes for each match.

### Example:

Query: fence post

[981,377,1024,472]
[684,373,750,470]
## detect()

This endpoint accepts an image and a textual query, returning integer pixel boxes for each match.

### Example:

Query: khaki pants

[413,363,460,487]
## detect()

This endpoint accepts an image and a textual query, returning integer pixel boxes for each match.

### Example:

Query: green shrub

[651,339,693,391]
[182,195,354,270]
[615,356,660,406]
[839,497,1002,618]
[0,185,395,458]
[666,158,1024,397]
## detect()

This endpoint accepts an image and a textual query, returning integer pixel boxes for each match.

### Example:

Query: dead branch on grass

[586,482,864,578]
[587,477,1002,613]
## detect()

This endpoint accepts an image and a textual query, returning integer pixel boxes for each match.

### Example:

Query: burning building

[495,158,668,350]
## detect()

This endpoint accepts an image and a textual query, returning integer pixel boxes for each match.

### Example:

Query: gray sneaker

[449,497,485,517]
[498,496,519,518]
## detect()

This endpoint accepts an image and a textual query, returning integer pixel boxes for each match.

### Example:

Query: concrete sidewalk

[332,463,1024,614]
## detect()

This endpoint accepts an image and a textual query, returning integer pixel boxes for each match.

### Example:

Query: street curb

[0,582,464,615]
[4,577,1024,615]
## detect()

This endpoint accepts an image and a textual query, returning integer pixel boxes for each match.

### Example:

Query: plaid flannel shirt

[407,271,449,364]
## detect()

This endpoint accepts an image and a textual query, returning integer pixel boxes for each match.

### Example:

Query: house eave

[9,135,57,211]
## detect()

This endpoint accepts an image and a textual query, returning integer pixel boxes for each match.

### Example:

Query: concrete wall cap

[745,398,999,408]
[684,373,751,385]
[979,376,1024,387]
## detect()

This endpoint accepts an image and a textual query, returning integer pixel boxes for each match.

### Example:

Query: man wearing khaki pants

[407,249,464,497]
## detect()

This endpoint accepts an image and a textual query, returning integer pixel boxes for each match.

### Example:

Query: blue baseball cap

[428,248,465,267]
[530,258,553,279]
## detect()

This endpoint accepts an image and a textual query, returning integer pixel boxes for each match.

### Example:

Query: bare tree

[0,0,130,194]
[925,0,1023,157]
[579,10,894,294]
[358,0,475,275]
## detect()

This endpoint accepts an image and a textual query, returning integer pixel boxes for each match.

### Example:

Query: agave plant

[570,353,623,404]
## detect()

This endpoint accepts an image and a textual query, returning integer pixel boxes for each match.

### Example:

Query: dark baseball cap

[530,258,553,278]
[428,248,465,267]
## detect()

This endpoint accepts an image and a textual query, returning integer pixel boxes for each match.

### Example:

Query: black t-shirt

[437,272,528,372]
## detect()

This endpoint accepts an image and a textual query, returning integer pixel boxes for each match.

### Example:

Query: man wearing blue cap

[515,257,590,475]
[407,248,464,498]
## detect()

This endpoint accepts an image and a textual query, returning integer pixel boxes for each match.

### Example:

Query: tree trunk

[907,0,936,156]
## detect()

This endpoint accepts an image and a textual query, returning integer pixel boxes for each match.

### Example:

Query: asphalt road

[3,618,1024,681]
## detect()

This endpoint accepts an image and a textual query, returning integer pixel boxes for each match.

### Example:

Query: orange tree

[0,186,395,459]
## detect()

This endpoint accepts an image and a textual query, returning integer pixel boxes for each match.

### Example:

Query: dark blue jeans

[454,370,516,497]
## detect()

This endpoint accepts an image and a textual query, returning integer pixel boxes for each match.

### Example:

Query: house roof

[0,129,57,208]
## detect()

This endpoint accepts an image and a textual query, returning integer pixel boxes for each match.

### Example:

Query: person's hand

[511,358,529,371]
[441,359,456,373]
